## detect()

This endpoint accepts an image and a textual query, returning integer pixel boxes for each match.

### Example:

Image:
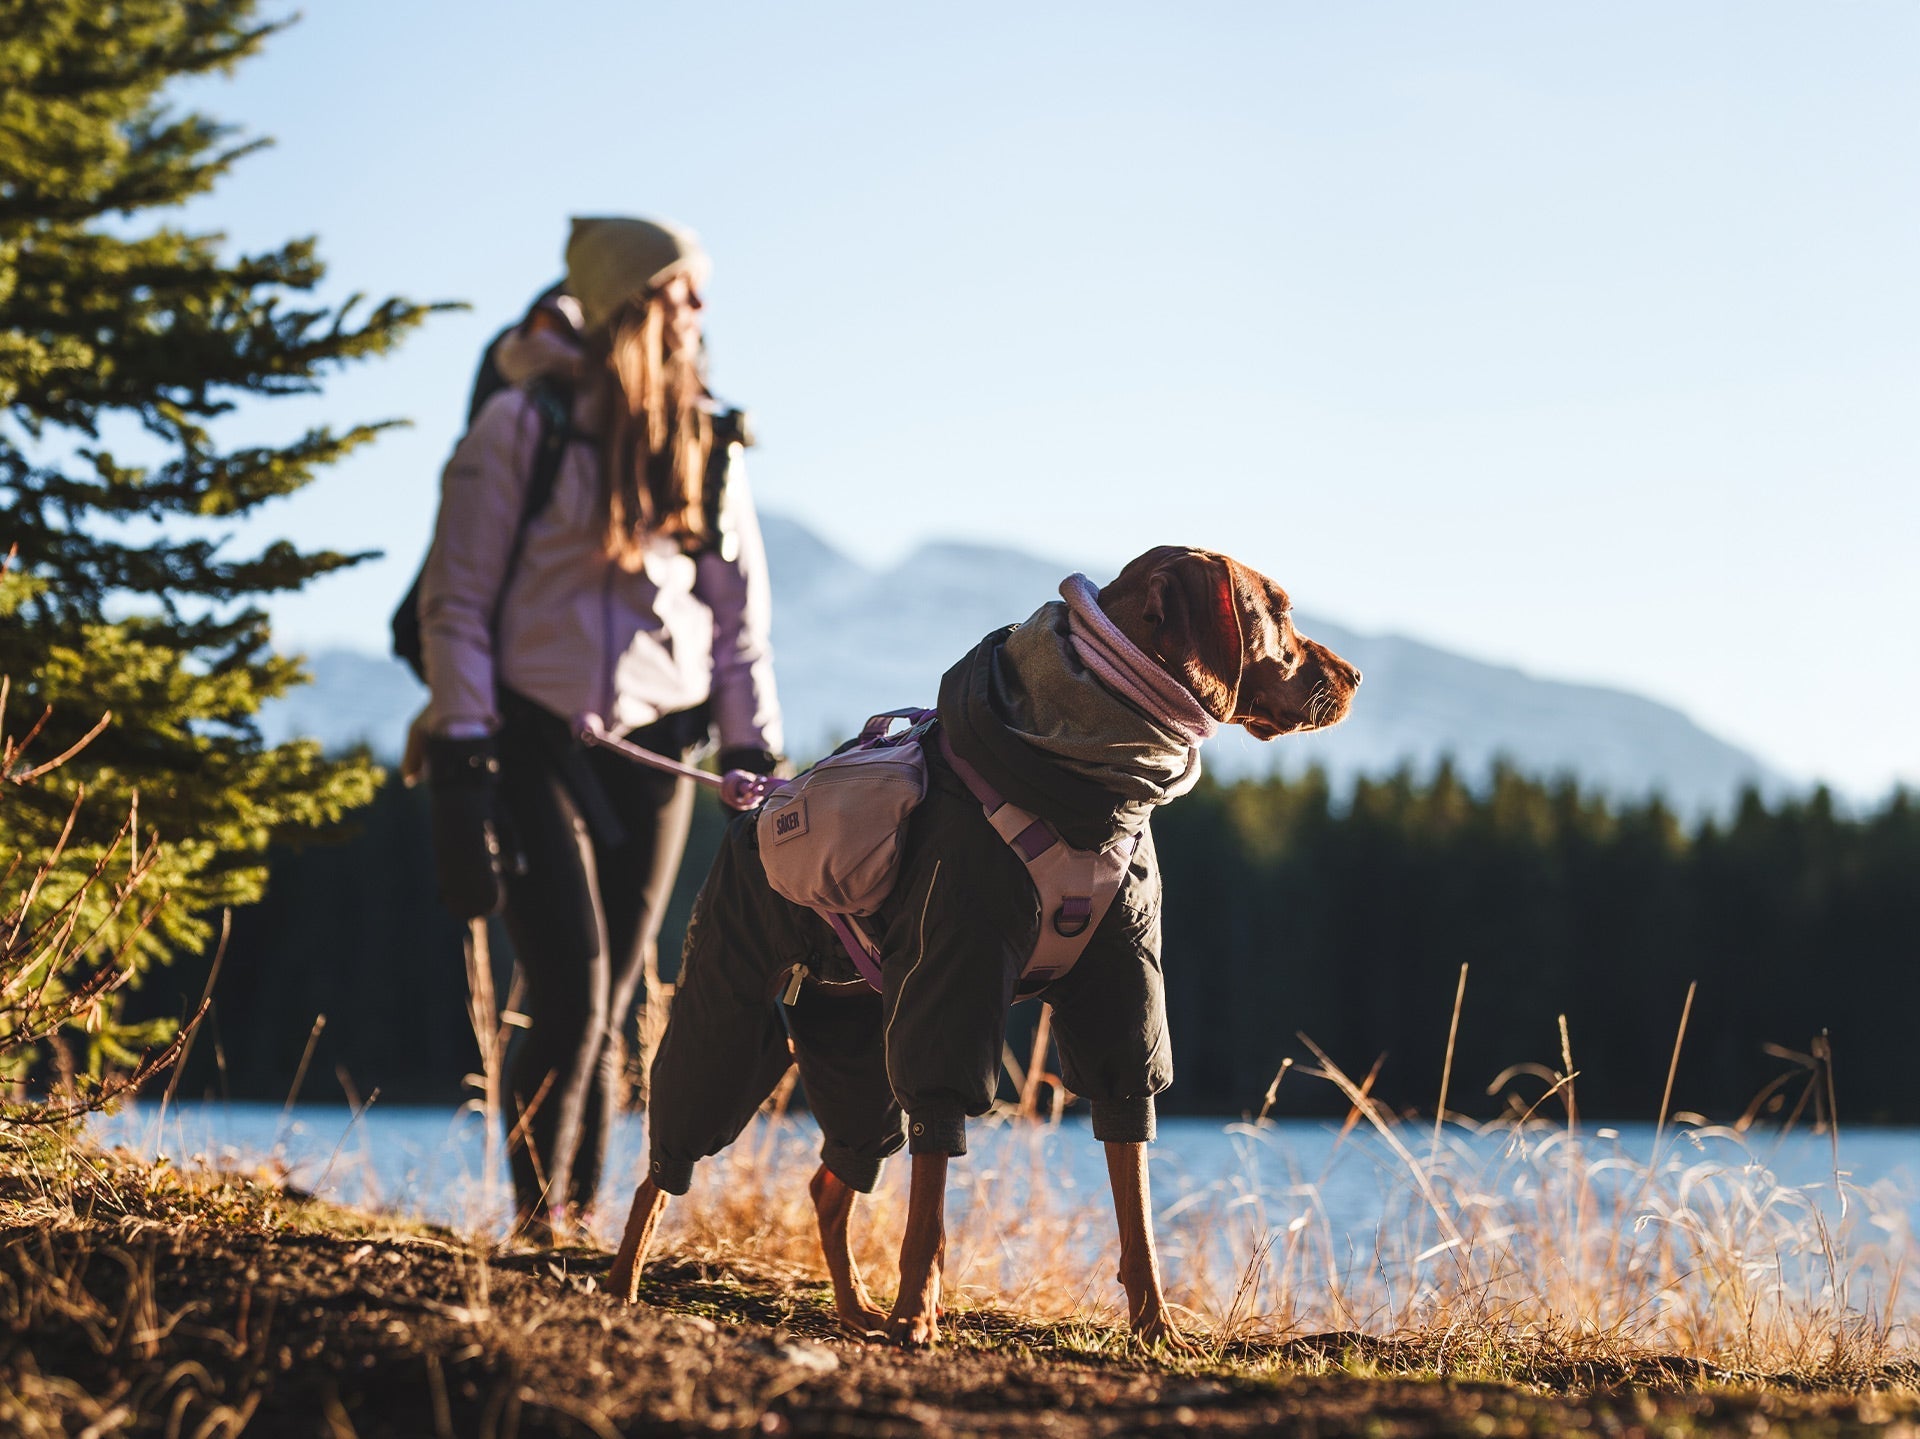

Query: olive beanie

[564,216,711,333]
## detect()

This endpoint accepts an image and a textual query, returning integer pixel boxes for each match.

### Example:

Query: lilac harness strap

[936,728,1137,988]
[824,912,885,990]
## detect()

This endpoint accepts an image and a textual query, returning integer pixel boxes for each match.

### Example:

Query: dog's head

[1099,546,1361,739]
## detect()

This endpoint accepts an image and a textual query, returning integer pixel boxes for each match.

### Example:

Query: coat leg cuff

[647,1153,696,1196]
[821,1144,886,1195]
[1089,1097,1157,1145]
[906,1110,968,1156]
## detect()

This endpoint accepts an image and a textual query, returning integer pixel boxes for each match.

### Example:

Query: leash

[574,713,780,812]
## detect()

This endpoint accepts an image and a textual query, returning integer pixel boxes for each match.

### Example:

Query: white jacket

[418,378,782,755]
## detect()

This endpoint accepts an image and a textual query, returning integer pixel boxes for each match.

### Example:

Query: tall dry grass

[615,983,1916,1380]
[641,1105,1911,1374]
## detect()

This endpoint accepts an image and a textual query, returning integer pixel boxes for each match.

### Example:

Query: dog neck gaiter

[993,597,1204,825]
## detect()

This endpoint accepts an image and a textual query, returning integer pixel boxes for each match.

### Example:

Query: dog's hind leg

[807,1164,888,1336]
[607,820,813,1305]
[782,973,905,1336]
[607,1180,669,1304]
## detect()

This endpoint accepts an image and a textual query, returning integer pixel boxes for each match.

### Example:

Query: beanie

[564,216,712,333]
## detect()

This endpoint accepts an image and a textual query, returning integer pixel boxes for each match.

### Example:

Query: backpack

[757,710,936,918]
[390,286,752,682]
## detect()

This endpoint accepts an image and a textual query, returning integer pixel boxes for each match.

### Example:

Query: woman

[419,216,783,1240]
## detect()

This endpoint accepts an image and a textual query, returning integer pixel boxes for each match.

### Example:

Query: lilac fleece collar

[1059,573,1220,746]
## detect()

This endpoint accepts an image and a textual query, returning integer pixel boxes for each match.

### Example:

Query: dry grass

[629,1100,1916,1387]
[571,979,1919,1391]
[331,866,1920,1385]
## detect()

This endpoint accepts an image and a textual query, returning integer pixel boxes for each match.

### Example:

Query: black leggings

[496,696,700,1220]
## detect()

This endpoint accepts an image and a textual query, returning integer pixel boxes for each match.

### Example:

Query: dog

[606,545,1360,1346]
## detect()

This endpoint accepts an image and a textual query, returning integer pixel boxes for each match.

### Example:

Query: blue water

[94,1101,1920,1251]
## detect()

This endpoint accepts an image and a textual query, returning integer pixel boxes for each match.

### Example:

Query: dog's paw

[605,1256,644,1306]
[836,1301,891,1342]
[1132,1311,1200,1356]
[885,1307,940,1349]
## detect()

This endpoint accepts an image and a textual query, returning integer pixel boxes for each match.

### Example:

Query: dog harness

[807,710,1137,995]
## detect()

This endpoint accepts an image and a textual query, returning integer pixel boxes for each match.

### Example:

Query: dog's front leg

[1104,1140,1193,1349]
[606,1180,669,1304]
[886,1151,948,1347]
[808,1164,888,1336]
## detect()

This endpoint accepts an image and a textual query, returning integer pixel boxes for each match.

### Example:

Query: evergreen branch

[5,229,452,427]
[36,420,399,521]
[0,2,279,99]
[0,0,283,236]
[0,0,432,1001]
[4,522,380,610]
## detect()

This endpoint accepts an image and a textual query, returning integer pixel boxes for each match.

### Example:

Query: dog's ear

[1142,552,1245,721]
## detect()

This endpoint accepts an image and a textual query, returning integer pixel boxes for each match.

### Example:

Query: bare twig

[10,709,112,785]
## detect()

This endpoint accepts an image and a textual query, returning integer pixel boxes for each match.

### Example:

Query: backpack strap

[700,405,752,562]
[486,377,573,644]
[823,913,886,991]
[855,708,937,746]
[389,377,574,682]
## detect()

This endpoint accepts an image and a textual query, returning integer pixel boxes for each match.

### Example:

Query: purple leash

[574,713,780,812]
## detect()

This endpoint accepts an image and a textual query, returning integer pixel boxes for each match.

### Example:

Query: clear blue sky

[177,2,1917,798]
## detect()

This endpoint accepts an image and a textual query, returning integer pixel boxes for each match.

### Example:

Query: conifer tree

[0,0,444,1040]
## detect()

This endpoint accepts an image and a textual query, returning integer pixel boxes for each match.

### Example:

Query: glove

[719,746,785,778]
[427,734,507,920]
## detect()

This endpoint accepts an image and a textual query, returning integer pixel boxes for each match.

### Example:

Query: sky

[167,2,1917,798]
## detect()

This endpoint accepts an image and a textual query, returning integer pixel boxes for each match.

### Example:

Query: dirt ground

[7,1208,1920,1439]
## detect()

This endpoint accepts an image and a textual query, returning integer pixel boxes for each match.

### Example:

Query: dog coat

[645,592,1201,1194]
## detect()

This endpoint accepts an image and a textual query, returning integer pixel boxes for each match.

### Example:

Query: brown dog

[608,546,1359,1346]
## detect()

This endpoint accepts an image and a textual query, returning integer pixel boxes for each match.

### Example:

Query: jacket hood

[494,325,588,390]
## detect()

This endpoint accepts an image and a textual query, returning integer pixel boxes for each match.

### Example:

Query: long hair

[593,293,712,569]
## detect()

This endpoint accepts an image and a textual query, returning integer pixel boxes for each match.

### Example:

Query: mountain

[260,513,1783,816]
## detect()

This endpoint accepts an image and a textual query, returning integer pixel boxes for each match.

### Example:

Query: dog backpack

[757,710,1136,994]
